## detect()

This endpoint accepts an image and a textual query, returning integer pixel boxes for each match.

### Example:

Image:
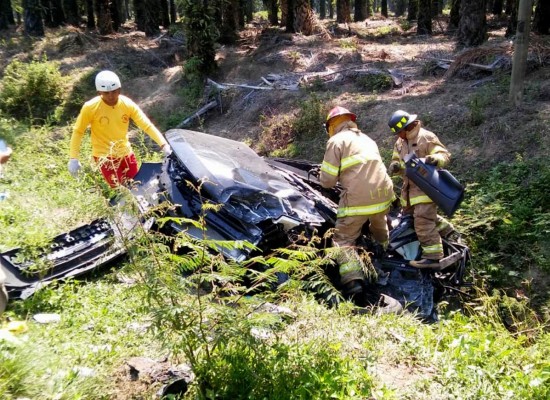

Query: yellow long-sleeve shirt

[70,95,166,159]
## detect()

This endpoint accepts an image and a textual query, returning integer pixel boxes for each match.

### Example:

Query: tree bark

[160,0,170,27]
[285,0,294,32]
[336,0,351,23]
[506,0,518,37]
[408,0,418,21]
[96,0,113,34]
[394,0,406,17]
[320,0,326,19]
[432,0,439,16]
[219,0,238,43]
[381,0,387,17]
[41,0,66,27]
[169,0,176,25]
[281,0,288,27]
[110,0,121,31]
[509,0,533,106]
[354,0,365,21]
[449,0,461,30]
[492,0,503,14]
[457,0,487,46]
[0,0,14,28]
[23,0,44,36]
[294,0,313,34]
[533,0,550,35]
[85,0,94,28]
[63,0,80,25]
[417,0,432,34]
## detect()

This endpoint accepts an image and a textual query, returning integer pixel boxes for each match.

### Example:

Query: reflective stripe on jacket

[320,126,394,217]
[391,123,451,206]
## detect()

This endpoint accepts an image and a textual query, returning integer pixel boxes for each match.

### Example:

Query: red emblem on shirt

[122,114,129,123]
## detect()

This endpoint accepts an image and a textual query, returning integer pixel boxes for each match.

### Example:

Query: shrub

[0,58,65,124]
[356,73,393,92]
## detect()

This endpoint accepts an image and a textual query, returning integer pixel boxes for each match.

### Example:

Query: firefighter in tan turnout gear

[319,106,395,297]
[387,110,451,269]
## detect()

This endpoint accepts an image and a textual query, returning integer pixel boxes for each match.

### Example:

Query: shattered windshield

[166,129,324,226]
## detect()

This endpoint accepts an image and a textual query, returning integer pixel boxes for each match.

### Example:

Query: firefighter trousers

[406,202,443,260]
[333,210,389,247]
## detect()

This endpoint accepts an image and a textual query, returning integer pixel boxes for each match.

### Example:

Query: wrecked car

[0,129,470,318]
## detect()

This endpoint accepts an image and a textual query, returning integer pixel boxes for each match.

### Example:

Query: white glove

[161,143,172,157]
[68,158,82,178]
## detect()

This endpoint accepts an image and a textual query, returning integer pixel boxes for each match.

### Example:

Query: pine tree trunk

[506,0,518,37]
[169,0,176,24]
[381,0,387,17]
[354,0,365,21]
[63,0,80,26]
[41,0,66,27]
[432,0,439,16]
[320,0,326,19]
[337,0,351,23]
[110,0,120,30]
[417,0,432,34]
[134,0,145,31]
[457,0,487,46]
[23,0,44,36]
[96,0,113,34]
[533,0,549,35]
[281,0,288,26]
[492,0,503,14]
[394,0,406,17]
[285,0,294,32]
[220,0,238,43]
[408,0,418,21]
[449,0,461,30]
[294,0,313,34]
[160,0,170,27]
[0,0,15,28]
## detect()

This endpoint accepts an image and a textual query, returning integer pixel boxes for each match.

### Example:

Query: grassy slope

[1,20,550,399]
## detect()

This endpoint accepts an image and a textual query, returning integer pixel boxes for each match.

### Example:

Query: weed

[356,73,393,93]
[0,58,65,125]
[339,38,357,50]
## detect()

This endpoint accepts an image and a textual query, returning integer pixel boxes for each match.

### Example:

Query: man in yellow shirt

[68,70,170,187]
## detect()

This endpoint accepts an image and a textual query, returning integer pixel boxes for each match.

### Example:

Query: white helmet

[95,70,121,92]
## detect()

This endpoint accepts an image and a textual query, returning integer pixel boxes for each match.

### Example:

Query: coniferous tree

[492,0,503,14]
[449,0,461,30]
[505,0,517,37]
[23,0,44,36]
[0,0,14,29]
[41,0,66,27]
[533,0,549,35]
[354,0,366,21]
[417,0,432,34]
[294,0,314,34]
[408,0,418,21]
[86,0,95,29]
[337,0,351,23]
[63,0,80,26]
[96,0,113,34]
[381,0,387,17]
[457,0,487,46]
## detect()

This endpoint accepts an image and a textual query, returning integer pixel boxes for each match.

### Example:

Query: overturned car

[0,129,470,318]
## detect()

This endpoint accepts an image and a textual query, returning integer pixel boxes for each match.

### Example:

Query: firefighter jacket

[320,126,394,218]
[392,122,451,206]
